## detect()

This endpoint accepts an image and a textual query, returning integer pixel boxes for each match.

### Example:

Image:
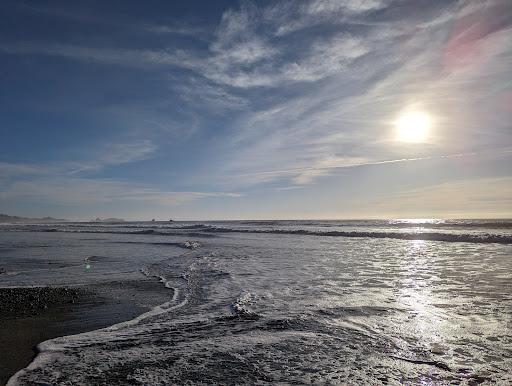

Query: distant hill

[0,213,68,223]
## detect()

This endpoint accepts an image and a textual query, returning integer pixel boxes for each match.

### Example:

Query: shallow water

[1,220,511,384]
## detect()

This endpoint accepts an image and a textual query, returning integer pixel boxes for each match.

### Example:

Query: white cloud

[280,35,368,82]
[266,0,390,36]
[308,0,388,14]
[172,77,249,112]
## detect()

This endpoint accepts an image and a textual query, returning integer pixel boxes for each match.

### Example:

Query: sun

[395,111,432,143]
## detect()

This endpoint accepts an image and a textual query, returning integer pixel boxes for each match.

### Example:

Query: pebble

[0,287,84,317]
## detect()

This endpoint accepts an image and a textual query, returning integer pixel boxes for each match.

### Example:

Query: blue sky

[1,0,511,220]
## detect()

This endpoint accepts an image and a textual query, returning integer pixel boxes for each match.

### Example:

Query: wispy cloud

[0,163,37,175]
[143,23,206,37]
[3,0,508,188]
[0,43,183,68]
[1,0,511,218]
[265,0,390,36]
[171,77,249,112]
[227,149,512,188]
[0,137,241,211]
[204,0,512,187]
[0,2,375,88]
[0,139,158,177]
[369,176,512,218]
[9,1,208,39]
[0,177,241,206]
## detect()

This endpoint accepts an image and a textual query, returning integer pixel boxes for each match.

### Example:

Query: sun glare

[395,111,432,143]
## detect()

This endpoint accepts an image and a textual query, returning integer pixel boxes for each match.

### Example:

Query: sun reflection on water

[397,240,451,357]
[391,218,445,225]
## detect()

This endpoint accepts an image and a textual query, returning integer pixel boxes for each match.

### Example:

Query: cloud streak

[230,148,512,186]
[0,177,241,207]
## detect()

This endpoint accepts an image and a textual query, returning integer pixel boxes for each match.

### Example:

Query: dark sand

[0,279,173,386]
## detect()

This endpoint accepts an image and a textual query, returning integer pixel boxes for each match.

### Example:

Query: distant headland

[0,213,68,223]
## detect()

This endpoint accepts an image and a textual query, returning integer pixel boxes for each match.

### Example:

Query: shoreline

[0,279,173,385]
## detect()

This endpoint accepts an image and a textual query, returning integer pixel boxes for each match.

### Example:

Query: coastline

[0,279,173,385]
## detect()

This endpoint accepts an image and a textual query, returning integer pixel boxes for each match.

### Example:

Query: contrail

[236,147,512,179]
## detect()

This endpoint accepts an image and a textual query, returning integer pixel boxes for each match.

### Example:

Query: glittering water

[1,220,511,385]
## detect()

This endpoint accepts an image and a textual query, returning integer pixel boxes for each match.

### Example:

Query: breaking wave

[202,227,512,244]
[3,221,512,244]
[49,226,510,244]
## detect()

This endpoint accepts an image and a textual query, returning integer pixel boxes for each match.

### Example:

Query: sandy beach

[0,279,173,385]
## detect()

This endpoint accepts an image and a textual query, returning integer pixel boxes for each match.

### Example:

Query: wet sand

[0,279,172,385]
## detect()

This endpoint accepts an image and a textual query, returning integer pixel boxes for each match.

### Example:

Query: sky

[0,0,511,220]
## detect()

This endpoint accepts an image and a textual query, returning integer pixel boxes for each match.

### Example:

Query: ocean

[1,219,511,385]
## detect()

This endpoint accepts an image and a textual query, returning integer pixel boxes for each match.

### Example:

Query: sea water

[1,220,511,384]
